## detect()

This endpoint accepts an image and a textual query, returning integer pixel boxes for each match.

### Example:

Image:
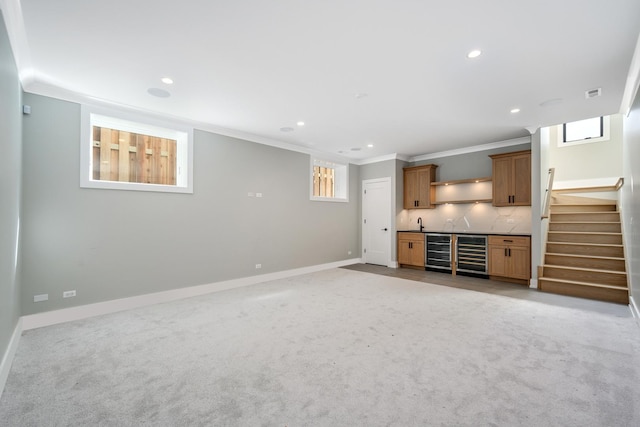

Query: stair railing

[541,168,555,219]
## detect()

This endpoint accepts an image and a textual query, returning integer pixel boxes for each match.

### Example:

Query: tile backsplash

[397,204,532,235]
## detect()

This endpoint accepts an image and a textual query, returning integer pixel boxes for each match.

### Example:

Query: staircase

[539,195,629,304]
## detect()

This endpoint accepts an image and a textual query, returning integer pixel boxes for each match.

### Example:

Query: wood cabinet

[403,164,437,209]
[489,150,531,206]
[488,235,531,283]
[398,232,425,268]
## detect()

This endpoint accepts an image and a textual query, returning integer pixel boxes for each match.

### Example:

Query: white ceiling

[5,0,640,161]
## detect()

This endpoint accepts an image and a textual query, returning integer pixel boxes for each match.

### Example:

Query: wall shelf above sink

[431,176,492,186]
[431,176,492,205]
[432,198,493,205]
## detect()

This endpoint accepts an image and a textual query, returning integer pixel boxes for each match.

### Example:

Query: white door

[362,178,391,266]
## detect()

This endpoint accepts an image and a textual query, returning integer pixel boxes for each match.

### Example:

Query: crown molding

[621,31,640,117]
[0,0,34,85]
[355,153,410,165]
[409,136,531,162]
[23,78,359,165]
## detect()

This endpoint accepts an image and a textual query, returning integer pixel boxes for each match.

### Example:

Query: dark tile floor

[342,263,634,317]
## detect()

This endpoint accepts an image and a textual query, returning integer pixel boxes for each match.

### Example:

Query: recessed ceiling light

[355,93,369,99]
[467,50,482,59]
[280,127,295,132]
[161,77,173,85]
[367,144,373,148]
[510,108,520,114]
[147,88,170,98]
[297,121,305,126]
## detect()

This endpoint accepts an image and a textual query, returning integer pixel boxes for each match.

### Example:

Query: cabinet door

[403,165,437,209]
[398,240,412,265]
[416,168,433,208]
[507,246,530,279]
[488,245,508,276]
[409,240,425,267]
[512,153,531,206]
[403,169,419,209]
[492,157,512,206]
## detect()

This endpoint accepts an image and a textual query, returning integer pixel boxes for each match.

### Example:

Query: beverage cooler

[425,233,452,271]
[456,235,488,274]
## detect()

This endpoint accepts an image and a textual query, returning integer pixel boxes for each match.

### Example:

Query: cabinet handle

[504,248,508,257]
[508,248,511,257]
[503,239,513,243]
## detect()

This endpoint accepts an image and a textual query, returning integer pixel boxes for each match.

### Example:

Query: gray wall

[412,143,531,181]
[21,93,359,315]
[0,13,22,363]
[622,87,640,306]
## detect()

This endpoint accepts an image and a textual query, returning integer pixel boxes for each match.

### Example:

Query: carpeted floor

[1,268,639,426]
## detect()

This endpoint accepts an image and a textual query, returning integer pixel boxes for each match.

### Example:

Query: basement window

[80,106,193,193]
[310,158,348,202]
[559,116,610,147]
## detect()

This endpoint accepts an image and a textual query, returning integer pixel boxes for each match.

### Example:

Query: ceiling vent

[585,88,602,99]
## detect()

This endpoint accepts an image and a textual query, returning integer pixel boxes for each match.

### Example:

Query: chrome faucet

[417,217,424,232]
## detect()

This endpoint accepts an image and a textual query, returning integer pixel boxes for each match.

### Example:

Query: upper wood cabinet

[489,150,531,206]
[403,164,437,209]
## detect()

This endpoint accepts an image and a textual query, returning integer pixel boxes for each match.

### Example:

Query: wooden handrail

[541,168,555,219]
[552,177,624,194]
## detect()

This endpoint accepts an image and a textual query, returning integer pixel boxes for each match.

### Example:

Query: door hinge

[364,219,367,224]
[364,248,367,253]
[364,189,367,195]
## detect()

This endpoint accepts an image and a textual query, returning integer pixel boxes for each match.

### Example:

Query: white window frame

[557,116,610,147]
[310,157,349,202]
[80,105,194,193]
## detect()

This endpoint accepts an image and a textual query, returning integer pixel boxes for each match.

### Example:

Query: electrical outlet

[63,290,76,298]
[256,192,263,198]
[446,218,453,223]
[247,192,255,197]
[255,264,262,269]
[34,294,48,303]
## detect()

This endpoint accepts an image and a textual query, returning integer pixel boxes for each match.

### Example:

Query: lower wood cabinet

[398,232,425,268]
[488,235,531,283]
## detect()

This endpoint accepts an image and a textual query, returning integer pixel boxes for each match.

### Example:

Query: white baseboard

[630,295,640,319]
[388,261,399,269]
[529,279,538,289]
[21,258,362,331]
[0,318,23,400]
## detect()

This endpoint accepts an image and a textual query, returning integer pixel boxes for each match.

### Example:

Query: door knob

[381,228,388,231]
